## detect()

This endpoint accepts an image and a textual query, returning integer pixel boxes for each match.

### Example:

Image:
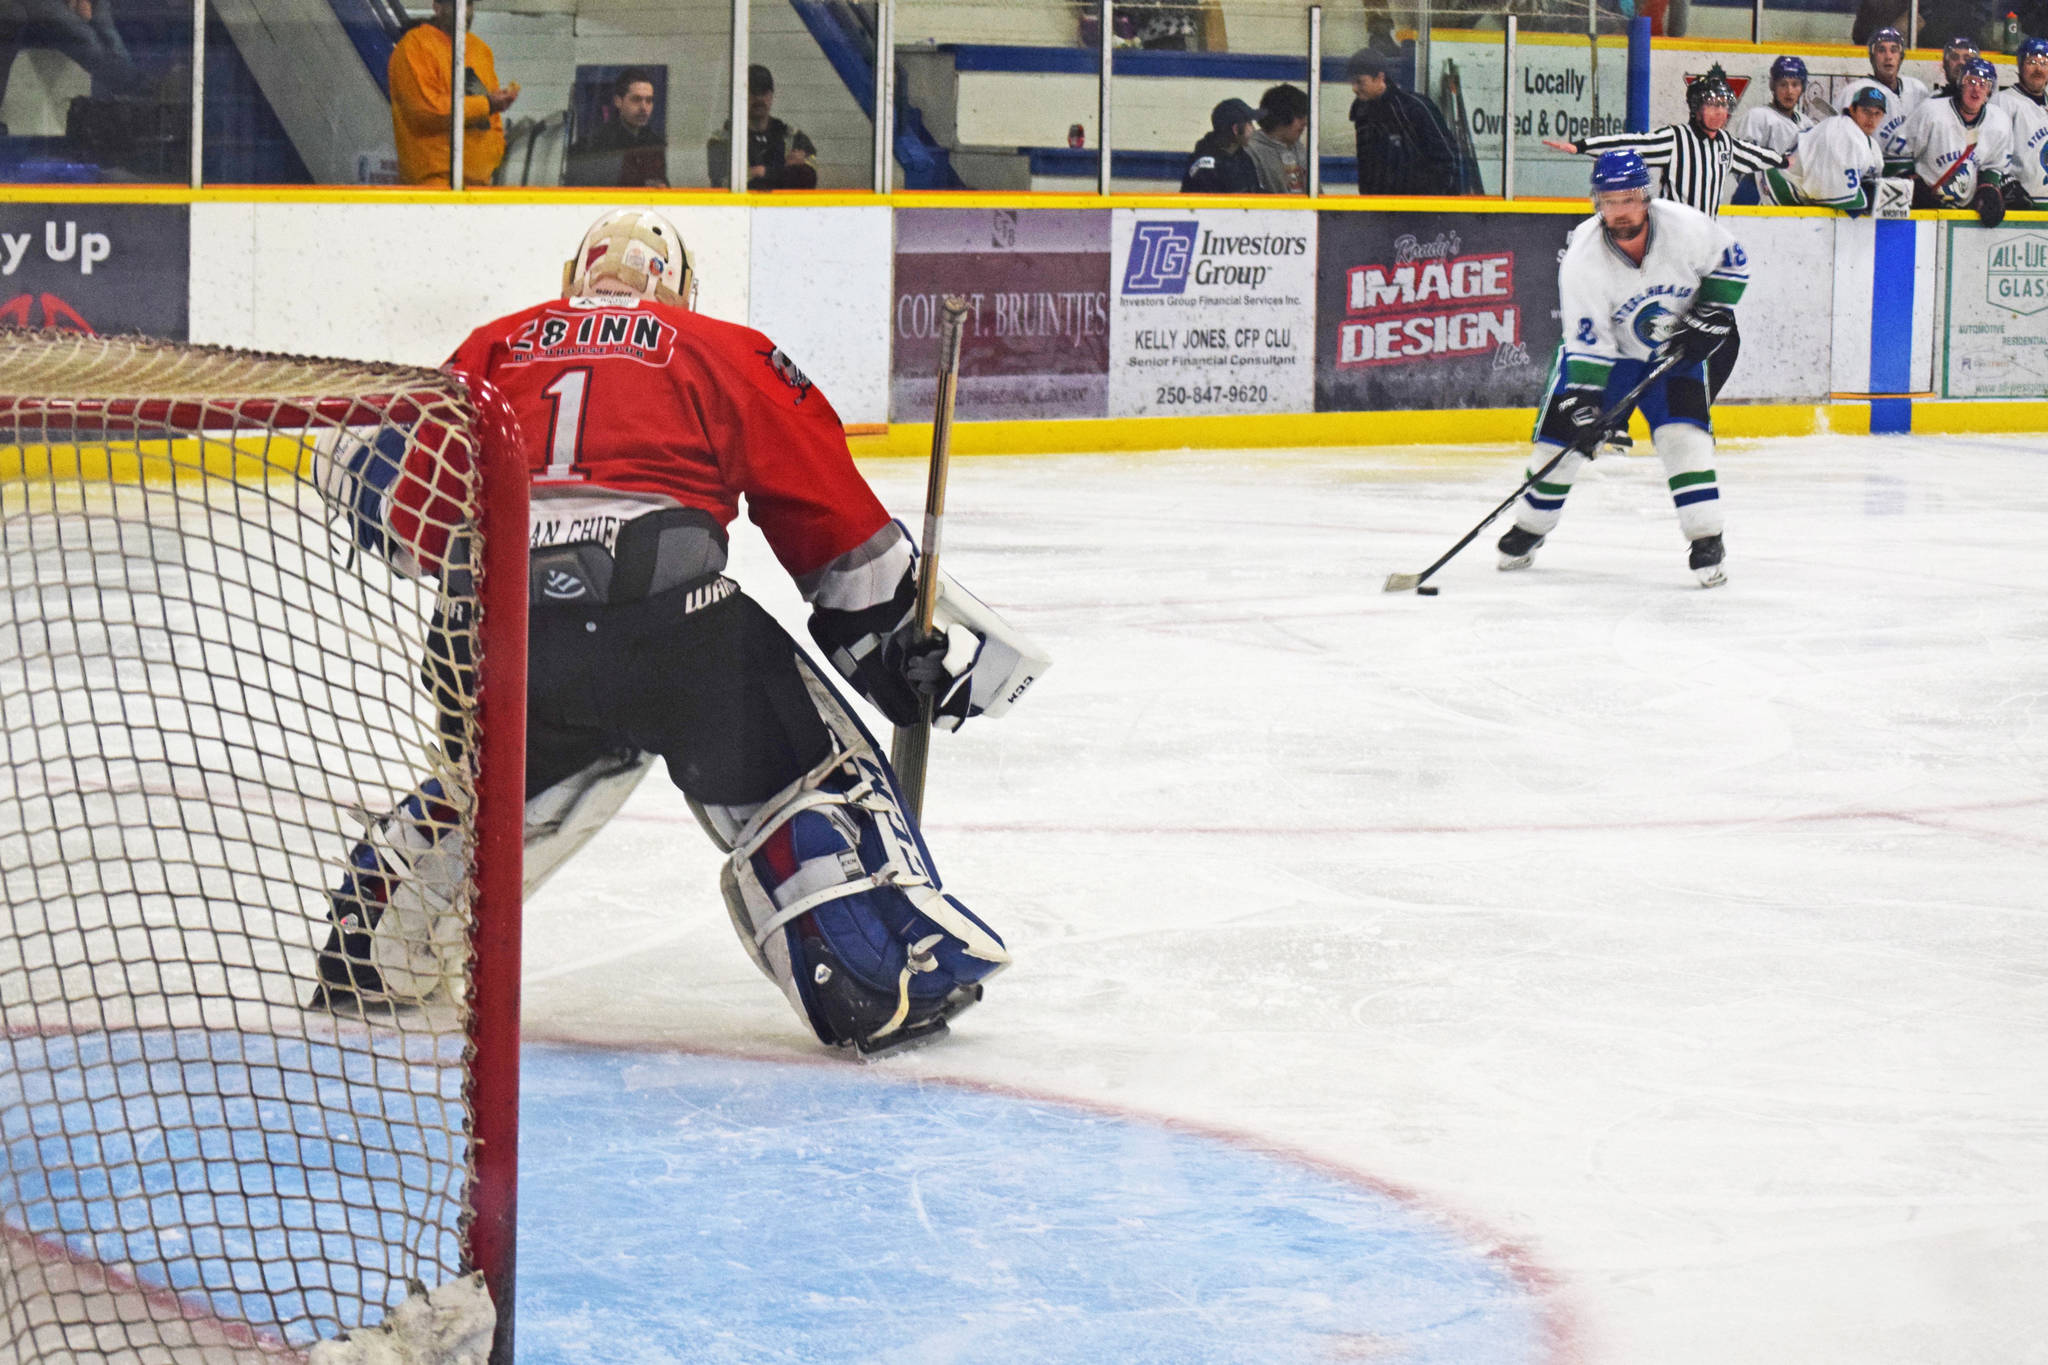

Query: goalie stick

[1383,354,1682,594]
[888,295,969,819]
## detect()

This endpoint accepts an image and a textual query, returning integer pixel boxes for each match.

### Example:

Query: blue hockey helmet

[1868,25,1905,51]
[2021,36,2048,64]
[1591,149,1652,195]
[1770,55,1809,86]
[1961,55,1998,87]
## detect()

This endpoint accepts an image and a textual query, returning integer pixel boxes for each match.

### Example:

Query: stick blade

[1383,572,1423,593]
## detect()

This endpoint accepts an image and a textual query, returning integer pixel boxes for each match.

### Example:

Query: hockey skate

[1689,533,1726,588]
[1497,525,1545,571]
[308,844,391,1013]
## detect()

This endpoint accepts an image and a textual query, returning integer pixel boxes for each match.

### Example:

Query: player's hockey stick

[889,295,970,819]
[1383,354,1682,594]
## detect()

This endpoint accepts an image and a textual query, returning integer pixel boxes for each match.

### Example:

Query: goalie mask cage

[0,330,526,1364]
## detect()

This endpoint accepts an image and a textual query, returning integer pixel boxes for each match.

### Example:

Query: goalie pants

[1516,356,1724,542]
[522,579,833,806]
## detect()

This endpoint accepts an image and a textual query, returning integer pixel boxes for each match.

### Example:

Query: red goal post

[0,330,526,1363]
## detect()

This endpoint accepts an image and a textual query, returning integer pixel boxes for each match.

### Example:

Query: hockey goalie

[310,208,1048,1056]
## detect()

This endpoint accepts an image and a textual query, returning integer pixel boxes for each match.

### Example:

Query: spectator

[388,0,517,187]
[1245,83,1311,193]
[564,67,668,187]
[0,0,140,119]
[706,64,817,190]
[1348,49,1458,196]
[1181,97,1261,192]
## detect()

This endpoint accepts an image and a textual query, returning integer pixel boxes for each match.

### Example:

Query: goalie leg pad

[717,748,1008,1053]
[313,778,471,1010]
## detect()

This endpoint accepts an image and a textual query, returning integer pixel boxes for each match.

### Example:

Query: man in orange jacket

[388,0,518,186]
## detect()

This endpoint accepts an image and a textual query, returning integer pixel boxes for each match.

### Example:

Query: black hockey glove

[1663,302,1733,369]
[1554,382,1606,435]
[1973,183,2007,227]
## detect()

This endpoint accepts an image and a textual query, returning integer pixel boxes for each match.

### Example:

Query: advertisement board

[1315,210,1570,413]
[892,208,1111,422]
[1427,36,1629,199]
[1107,209,1316,419]
[1945,225,2048,397]
[0,205,189,338]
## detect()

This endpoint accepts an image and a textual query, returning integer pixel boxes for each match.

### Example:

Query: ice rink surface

[519,432,2048,1364]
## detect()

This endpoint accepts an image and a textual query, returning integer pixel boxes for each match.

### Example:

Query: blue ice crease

[1,1037,1550,1362]
[515,1045,1547,1365]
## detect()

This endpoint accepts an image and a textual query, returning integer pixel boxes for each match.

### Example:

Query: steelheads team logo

[1987,232,2048,314]
[1335,232,1519,367]
[1629,301,1673,350]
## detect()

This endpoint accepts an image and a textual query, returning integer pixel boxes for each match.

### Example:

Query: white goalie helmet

[562,208,696,309]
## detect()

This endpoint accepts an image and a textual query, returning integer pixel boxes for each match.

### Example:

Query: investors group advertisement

[1107,210,1316,418]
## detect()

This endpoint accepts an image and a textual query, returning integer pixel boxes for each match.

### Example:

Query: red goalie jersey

[446,296,888,580]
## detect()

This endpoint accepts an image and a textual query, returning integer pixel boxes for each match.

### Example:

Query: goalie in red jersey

[311,208,1047,1056]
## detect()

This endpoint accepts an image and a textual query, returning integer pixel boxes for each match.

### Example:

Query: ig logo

[1122,221,1198,295]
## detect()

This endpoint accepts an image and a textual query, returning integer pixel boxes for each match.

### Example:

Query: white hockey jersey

[1767,114,1882,208]
[1992,85,2048,203]
[1841,74,1931,166]
[1736,102,1811,155]
[1905,94,2013,204]
[1558,200,1749,377]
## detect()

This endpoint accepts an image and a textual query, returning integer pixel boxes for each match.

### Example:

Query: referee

[1546,67,1782,399]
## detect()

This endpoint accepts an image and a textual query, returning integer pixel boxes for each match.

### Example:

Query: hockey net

[0,331,526,1363]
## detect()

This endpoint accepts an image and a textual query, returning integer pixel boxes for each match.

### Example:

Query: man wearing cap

[1757,86,1887,212]
[1182,98,1263,192]
[1348,49,1458,195]
[707,63,818,190]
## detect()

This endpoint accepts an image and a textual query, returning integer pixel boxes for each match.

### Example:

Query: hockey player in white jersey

[1842,27,1931,175]
[1905,55,2012,223]
[1993,37,2048,208]
[1732,56,1815,204]
[1759,85,1885,212]
[1737,55,1814,153]
[1496,150,1747,588]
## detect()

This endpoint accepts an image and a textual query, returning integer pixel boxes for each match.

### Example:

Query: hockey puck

[1416,586,1440,596]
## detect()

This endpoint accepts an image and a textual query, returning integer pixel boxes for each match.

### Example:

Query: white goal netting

[0,331,522,1364]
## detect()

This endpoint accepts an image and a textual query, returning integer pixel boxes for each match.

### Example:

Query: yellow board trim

[847,400,2048,458]
[1,432,312,484]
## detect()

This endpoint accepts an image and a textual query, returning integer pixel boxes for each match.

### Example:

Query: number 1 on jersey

[541,369,590,480]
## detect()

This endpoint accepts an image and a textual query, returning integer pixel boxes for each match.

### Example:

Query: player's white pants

[1513,421,1723,543]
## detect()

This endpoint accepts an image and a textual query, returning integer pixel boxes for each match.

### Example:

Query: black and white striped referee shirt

[1578,124,1787,217]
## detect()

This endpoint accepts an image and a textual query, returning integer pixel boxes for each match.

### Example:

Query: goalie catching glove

[805,522,1048,730]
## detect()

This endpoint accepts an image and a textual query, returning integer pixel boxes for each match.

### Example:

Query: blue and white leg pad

[710,665,1009,1053]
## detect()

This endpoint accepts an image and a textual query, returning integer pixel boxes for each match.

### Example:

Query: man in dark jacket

[564,67,668,187]
[1348,49,1458,196]
[1182,97,1262,192]
[707,63,818,190]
